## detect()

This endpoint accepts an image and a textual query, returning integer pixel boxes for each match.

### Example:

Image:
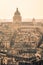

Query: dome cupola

[13,8,22,23]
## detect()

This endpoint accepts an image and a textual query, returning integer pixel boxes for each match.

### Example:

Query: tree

[35,28,43,48]
[10,30,18,47]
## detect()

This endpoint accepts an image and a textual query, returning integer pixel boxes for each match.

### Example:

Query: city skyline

[0,0,43,20]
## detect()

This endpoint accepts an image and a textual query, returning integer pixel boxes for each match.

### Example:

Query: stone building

[0,8,43,64]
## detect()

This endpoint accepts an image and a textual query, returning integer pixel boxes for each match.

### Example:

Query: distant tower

[32,18,36,26]
[32,18,35,22]
[13,8,22,23]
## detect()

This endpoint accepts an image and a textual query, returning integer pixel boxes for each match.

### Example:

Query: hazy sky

[0,0,43,19]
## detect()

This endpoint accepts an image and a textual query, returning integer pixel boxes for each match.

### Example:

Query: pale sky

[0,0,43,19]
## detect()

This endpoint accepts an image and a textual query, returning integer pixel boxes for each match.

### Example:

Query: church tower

[13,8,22,23]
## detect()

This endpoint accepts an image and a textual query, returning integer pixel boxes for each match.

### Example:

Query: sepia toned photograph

[0,0,43,65]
